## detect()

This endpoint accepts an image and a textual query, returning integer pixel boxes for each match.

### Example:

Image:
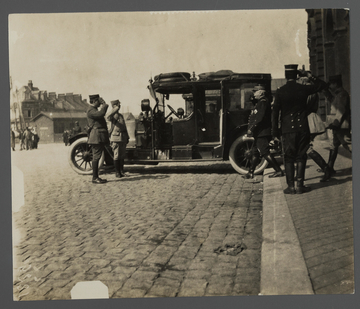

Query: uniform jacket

[330,87,351,129]
[247,96,272,137]
[272,79,327,137]
[87,104,109,144]
[107,109,129,143]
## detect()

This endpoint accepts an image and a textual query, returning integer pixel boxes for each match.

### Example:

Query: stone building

[10,80,89,136]
[306,9,350,121]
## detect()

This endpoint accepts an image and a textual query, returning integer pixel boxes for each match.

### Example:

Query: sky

[8,9,309,114]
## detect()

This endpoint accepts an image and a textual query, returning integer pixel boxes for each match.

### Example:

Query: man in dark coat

[87,94,109,184]
[272,65,327,194]
[245,84,284,179]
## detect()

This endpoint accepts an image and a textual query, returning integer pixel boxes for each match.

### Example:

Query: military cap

[253,84,266,91]
[89,94,100,103]
[328,75,342,83]
[111,99,121,106]
[75,121,79,124]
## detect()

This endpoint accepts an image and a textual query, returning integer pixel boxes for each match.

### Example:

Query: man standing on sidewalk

[87,94,109,184]
[272,65,327,194]
[107,99,130,178]
[324,74,351,174]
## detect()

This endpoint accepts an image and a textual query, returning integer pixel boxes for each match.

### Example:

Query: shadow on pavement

[305,176,353,191]
[105,174,170,182]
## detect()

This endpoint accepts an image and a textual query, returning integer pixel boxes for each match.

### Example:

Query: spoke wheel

[68,137,104,175]
[229,135,268,175]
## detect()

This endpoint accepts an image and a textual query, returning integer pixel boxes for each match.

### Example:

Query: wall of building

[34,116,54,143]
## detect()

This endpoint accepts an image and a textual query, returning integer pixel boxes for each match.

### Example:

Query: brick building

[10,80,89,141]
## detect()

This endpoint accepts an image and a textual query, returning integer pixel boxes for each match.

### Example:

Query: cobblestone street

[12,143,263,300]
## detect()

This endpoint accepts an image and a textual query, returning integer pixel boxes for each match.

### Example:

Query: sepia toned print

[10,9,353,300]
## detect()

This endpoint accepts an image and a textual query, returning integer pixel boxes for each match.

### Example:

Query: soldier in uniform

[87,94,109,184]
[107,100,129,178]
[272,65,327,194]
[245,84,284,179]
[72,121,82,135]
[324,75,351,174]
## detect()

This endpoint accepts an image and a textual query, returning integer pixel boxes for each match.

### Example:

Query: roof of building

[31,111,87,122]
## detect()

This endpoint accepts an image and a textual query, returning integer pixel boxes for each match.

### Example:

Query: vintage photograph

[9,9,353,300]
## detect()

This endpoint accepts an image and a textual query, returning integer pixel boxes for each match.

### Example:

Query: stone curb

[260,169,314,295]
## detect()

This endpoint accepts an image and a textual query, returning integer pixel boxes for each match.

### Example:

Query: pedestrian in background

[20,129,26,150]
[11,127,16,151]
[323,74,351,174]
[72,121,82,135]
[244,84,284,179]
[107,100,130,178]
[272,64,327,194]
[24,127,33,150]
[63,130,69,146]
[87,94,109,184]
[298,76,332,182]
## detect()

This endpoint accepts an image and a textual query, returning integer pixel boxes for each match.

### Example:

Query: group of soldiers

[11,126,39,151]
[246,64,351,194]
[86,95,129,184]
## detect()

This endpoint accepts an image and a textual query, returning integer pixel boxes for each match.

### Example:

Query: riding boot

[120,159,128,177]
[327,148,338,175]
[296,161,311,194]
[308,149,332,182]
[114,160,122,178]
[244,153,260,179]
[92,160,107,183]
[263,153,284,178]
[284,162,296,194]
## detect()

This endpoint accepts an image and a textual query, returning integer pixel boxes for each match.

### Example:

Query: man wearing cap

[272,64,327,194]
[324,74,351,174]
[72,121,82,135]
[87,94,109,184]
[245,84,284,179]
[107,100,129,178]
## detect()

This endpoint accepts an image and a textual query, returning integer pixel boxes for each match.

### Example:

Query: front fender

[223,125,248,159]
[68,133,87,145]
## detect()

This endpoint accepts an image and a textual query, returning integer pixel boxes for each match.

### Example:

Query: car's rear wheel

[229,135,268,175]
[68,137,105,175]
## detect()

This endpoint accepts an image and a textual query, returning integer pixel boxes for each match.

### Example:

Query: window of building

[27,110,32,118]
[54,121,65,134]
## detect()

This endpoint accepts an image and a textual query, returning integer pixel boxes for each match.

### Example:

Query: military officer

[324,74,351,173]
[107,100,130,178]
[245,84,284,179]
[272,65,327,194]
[87,94,109,184]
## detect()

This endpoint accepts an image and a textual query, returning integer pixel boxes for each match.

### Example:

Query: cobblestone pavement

[280,141,354,294]
[12,143,263,300]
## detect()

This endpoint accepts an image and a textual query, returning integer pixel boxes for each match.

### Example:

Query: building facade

[306,9,350,121]
[10,80,89,132]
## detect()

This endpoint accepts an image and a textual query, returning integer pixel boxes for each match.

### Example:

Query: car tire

[68,137,105,175]
[229,135,268,175]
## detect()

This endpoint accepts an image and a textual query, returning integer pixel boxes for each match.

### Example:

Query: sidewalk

[261,139,354,295]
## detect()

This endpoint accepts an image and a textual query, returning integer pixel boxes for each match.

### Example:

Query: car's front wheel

[229,135,268,175]
[68,137,105,175]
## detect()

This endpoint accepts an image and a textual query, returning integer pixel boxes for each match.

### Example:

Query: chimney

[28,80,33,90]
[49,92,56,101]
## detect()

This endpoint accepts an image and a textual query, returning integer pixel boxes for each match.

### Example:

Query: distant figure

[11,128,15,151]
[20,129,26,150]
[63,130,69,146]
[31,128,40,149]
[24,127,33,150]
[72,121,82,135]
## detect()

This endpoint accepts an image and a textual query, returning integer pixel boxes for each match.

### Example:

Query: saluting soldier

[107,100,130,178]
[87,94,109,184]
[245,84,284,179]
[272,65,327,194]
